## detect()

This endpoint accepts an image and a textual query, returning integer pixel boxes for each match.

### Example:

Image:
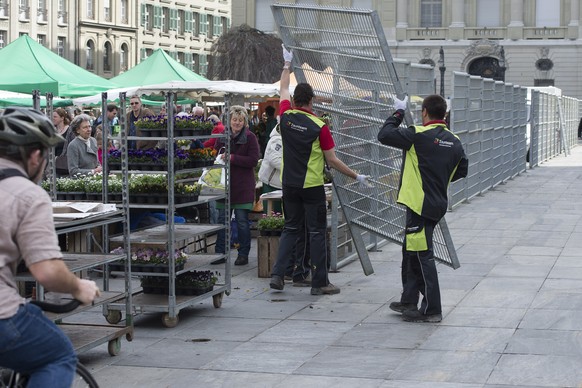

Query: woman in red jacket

[211,106,259,266]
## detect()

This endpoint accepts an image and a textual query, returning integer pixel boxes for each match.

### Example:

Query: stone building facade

[0,0,231,79]
[234,0,582,99]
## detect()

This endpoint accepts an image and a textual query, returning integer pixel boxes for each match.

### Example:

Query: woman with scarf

[67,114,102,177]
[211,105,260,266]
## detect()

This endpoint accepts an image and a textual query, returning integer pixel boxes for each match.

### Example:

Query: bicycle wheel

[72,363,99,388]
[0,367,26,388]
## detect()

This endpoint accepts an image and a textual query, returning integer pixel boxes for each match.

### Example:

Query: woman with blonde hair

[211,105,260,266]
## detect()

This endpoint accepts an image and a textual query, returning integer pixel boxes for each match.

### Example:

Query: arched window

[86,40,95,70]
[120,43,128,71]
[468,57,505,81]
[104,41,112,72]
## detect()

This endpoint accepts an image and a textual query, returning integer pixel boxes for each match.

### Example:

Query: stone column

[396,0,408,40]
[508,0,524,40]
[568,0,580,39]
[449,0,465,40]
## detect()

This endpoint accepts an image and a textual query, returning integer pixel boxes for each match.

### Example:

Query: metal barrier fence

[272,4,460,270]
[530,90,580,167]
[448,72,528,207]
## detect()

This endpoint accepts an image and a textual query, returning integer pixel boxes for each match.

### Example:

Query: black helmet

[0,107,64,148]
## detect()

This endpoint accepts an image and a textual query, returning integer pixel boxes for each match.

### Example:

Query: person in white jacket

[258,124,283,197]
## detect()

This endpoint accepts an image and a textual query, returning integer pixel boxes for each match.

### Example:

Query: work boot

[389,302,417,313]
[310,283,340,295]
[234,255,248,266]
[269,275,284,290]
[402,309,442,323]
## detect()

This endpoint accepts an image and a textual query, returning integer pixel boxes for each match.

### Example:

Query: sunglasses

[130,102,140,105]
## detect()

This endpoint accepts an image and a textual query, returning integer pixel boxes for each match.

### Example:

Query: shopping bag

[198,147,226,189]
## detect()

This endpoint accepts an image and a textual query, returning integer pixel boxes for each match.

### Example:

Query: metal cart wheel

[105,310,122,324]
[212,292,224,308]
[107,338,121,356]
[162,313,179,328]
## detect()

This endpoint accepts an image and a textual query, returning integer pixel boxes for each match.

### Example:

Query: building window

[121,0,128,23]
[193,13,199,36]
[536,0,560,27]
[104,0,111,22]
[162,8,169,32]
[192,53,199,73]
[104,41,112,72]
[37,34,46,47]
[0,30,6,48]
[57,37,65,57]
[0,1,8,18]
[221,16,229,34]
[86,0,94,19]
[351,0,372,8]
[19,0,30,21]
[37,0,47,22]
[86,40,94,70]
[142,4,153,30]
[120,43,128,71]
[58,0,67,24]
[178,10,185,34]
[477,0,500,27]
[420,0,442,28]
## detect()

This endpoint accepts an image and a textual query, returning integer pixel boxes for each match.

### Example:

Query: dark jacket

[126,108,156,150]
[215,128,260,205]
[378,110,468,221]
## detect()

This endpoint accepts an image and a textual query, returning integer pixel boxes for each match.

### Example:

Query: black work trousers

[399,207,442,316]
[271,185,328,288]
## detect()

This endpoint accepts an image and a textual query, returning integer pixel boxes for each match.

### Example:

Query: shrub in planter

[257,212,285,231]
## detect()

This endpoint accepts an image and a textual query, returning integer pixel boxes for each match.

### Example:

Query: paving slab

[75,145,582,387]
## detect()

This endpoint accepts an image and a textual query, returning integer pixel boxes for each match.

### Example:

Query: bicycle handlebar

[30,299,81,314]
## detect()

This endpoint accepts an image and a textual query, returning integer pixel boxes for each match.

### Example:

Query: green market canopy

[0,90,72,108]
[110,49,208,88]
[0,35,117,98]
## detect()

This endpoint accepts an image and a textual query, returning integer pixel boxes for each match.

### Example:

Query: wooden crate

[257,235,280,278]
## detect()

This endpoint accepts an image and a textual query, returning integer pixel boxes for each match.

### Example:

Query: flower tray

[129,193,199,204]
[175,128,213,137]
[259,229,282,237]
[139,128,164,137]
[141,285,214,296]
[56,192,87,201]
[109,262,185,273]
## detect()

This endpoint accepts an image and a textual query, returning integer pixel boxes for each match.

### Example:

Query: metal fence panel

[272,4,459,269]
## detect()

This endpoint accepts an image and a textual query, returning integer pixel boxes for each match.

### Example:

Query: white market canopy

[73,80,282,106]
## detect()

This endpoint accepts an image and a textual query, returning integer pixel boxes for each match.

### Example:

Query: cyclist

[0,107,101,387]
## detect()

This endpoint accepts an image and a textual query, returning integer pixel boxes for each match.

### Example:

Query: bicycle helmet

[0,107,64,148]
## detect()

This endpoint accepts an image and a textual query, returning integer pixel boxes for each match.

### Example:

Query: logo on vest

[434,138,453,148]
[287,120,308,133]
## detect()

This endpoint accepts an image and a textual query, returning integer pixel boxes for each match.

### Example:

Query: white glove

[394,96,408,111]
[356,174,373,188]
[282,44,293,63]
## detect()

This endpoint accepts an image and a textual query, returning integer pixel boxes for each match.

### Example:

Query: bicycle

[0,299,99,388]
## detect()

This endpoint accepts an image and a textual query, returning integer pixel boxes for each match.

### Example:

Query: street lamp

[498,47,507,82]
[438,46,446,97]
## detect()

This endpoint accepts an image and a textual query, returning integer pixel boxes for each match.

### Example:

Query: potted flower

[175,270,219,295]
[174,116,214,137]
[128,174,167,203]
[110,247,188,273]
[134,115,167,137]
[257,212,285,236]
[55,176,88,200]
[188,147,217,167]
[140,270,218,295]
[175,182,202,204]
